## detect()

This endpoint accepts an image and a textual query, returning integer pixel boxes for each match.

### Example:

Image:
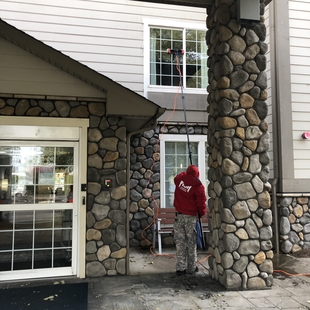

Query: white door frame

[0,116,88,280]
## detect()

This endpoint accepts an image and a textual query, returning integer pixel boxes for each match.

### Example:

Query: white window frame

[143,18,207,97]
[160,134,208,209]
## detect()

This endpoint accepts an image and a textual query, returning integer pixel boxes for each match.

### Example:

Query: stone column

[206,0,273,289]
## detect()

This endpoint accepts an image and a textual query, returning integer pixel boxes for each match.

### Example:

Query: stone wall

[0,96,128,276]
[206,1,273,289]
[279,196,310,253]
[129,123,208,248]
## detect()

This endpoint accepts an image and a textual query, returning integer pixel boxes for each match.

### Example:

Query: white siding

[0,0,206,94]
[289,0,310,179]
[0,38,106,98]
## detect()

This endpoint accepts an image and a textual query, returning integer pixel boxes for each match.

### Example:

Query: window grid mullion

[183,28,186,88]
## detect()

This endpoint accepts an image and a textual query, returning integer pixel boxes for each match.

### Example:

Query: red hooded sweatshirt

[173,165,207,217]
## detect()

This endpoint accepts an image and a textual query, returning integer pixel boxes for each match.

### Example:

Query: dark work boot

[188,266,198,274]
[176,270,186,276]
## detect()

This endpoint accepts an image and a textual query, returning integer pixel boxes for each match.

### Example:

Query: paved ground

[1,248,310,310]
[86,249,310,310]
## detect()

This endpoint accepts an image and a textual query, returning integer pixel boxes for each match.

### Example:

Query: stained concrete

[1,250,310,310]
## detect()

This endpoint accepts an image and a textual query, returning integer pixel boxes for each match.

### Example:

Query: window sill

[147,86,207,95]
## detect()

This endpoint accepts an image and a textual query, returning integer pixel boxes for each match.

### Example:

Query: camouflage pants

[173,213,197,273]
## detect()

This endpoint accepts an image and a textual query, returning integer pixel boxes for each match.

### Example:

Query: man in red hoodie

[173,165,207,275]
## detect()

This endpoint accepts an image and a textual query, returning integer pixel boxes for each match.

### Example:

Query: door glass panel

[0,141,76,276]
[34,250,52,269]
[0,146,74,205]
[0,210,73,271]
[13,251,32,270]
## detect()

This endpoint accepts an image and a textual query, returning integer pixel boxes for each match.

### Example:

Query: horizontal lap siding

[289,0,310,179]
[0,38,106,97]
[0,0,206,94]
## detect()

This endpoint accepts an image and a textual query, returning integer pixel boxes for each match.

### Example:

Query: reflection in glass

[0,252,12,271]
[165,141,199,209]
[0,211,13,230]
[56,147,74,165]
[0,209,73,271]
[13,251,32,270]
[34,250,52,269]
[15,211,33,229]
[35,210,53,228]
[0,232,13,250]
[0,146,74,205]
[34,230,52,248]
[0,143,75,272]
[54,229,72,248]
[54,249,71,267]
[54,210,72,228]
[14,231,33,249]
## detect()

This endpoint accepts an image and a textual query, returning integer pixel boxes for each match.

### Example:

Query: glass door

[0,143,77,279]
[160,135,209,209]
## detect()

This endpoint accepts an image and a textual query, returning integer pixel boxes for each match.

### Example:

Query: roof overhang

[0,18,165,133]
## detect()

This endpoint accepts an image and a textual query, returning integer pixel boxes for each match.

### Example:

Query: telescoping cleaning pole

[167,48,192,165]
[168,48,205,249]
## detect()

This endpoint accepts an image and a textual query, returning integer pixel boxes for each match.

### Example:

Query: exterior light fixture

[302,132,310,139]
[237,0,260,24]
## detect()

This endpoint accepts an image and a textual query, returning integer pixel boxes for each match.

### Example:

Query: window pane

[166,142,175,154]
[162,29,171,39]
[35,210,53,228]
[56,147,73,165]
[0,252,12,271]
[13,251,32,270]
[15,211,33,229]
[150,27,183,87]
[0,209,73,271]
[176,143,186,154]
[185,29,207,89]
[149,27,207,88]
[0,146,74,204]
[0,231,13,250]
[164,141,199,208]
[34,230,52,248]
[0,211,13,230]
[15,231,33,249]
[34,250,52,269]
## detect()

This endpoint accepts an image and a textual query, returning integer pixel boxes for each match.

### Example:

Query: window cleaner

[168,48,206,252]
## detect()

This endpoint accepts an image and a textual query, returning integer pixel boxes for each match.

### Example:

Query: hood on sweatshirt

[186,165,199,178]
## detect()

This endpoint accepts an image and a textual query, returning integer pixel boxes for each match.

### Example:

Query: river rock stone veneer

[279,196,310,253]
[0,96,128,276]
[129,123,208,248]
[206,1,273,289]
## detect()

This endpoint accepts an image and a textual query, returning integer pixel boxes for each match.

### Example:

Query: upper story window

[149,26,207,89]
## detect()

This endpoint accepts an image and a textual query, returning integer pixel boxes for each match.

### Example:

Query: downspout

[125,117,161,275]
[271,178,279,254]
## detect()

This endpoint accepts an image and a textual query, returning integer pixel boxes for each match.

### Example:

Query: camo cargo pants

[173,213,197,273]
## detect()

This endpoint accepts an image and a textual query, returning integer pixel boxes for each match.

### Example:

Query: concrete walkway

[1,249,310,310]
[86,249,310,309]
